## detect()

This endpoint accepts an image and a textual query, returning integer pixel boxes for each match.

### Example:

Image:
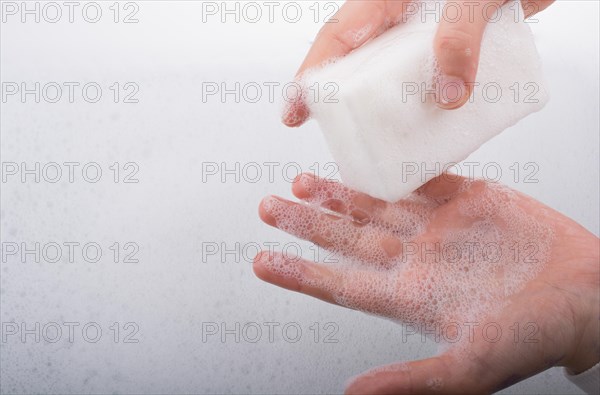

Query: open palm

[254,173,599,394]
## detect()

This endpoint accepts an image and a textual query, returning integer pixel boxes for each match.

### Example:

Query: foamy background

[1,1,598,394]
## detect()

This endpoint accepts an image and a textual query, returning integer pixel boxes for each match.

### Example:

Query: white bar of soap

[303,0,548,202]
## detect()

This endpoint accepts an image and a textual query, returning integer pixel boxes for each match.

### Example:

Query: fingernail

[254,250,272,264]
[259,196,285,227]
[282,100,309,126]
[437,75,467,108]
[292,173,313,199]
[282,79,308,126]
[261,195,283,213]
[298,172,316,187]
[297,172,311,182]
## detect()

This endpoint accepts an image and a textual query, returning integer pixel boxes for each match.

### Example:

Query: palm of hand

[255,173,599,394]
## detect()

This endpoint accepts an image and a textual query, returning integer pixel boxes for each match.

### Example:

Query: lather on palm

[254,173,599,394]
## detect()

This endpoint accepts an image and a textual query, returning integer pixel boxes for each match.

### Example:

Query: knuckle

[319,28,354,53]
[435,29,474,56]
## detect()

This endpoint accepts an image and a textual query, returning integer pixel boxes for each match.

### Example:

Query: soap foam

[261,176,554,343]
[302,0,549,202]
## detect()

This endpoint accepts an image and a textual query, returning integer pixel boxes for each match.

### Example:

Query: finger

[259,195,405,266]
[292,173,429,236]
[521,0,554,18]
[346,303,567,395]
[345,354,484,395]
[253,251,409,317]
[297,1,407,74]
[292,173,389,222]
[433,0,504,109]
[282,0,408,127]
[415,173,469,201]
[282,96,310,128]
[253,251,339,304]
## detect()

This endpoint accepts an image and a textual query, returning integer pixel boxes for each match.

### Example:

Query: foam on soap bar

[303,0,548,202]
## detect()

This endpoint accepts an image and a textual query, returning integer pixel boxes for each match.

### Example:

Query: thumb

[344,354,484,395]
[433,0,504,110]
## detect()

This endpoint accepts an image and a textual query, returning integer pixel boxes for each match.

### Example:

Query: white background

[1,1,598,394]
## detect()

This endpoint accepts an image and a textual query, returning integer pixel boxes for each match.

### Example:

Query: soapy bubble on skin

[261,177,554,342]
[426,377,444,391]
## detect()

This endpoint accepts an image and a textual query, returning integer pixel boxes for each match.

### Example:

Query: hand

[253,173,599,394]
[283,0,554,127]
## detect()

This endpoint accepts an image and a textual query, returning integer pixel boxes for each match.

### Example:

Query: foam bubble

[262,177,555,344]
[426,377,444,391]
